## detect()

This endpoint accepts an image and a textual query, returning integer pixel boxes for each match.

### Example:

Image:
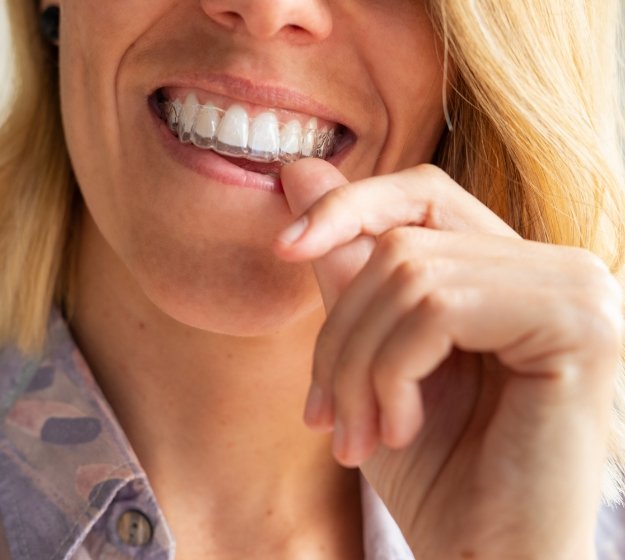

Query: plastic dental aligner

[160,100,338,164]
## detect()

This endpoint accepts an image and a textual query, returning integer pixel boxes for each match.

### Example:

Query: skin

[43,0,622,558]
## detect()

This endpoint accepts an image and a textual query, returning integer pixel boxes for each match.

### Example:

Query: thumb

[279,159,375,312]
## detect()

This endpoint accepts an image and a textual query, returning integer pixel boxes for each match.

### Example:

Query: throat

[158,464,365,560]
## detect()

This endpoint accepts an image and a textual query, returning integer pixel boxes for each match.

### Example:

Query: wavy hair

[1,0,624,501]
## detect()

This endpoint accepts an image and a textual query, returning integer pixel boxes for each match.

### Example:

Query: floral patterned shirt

[0,307,412,559]
[0,307,623,559]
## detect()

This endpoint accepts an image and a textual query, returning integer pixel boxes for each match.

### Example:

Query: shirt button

[116,509,153,547]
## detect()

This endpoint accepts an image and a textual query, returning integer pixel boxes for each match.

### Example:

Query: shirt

[0,307,413,560]
[0,307,623,560]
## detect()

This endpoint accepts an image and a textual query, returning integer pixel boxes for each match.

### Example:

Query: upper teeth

[162,93,337,163]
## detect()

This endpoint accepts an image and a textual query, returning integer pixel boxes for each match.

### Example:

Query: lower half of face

[61,0,447,334]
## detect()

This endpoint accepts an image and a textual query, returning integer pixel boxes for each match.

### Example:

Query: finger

[332,255,500,453]
[329,260,438,463]
[369,284,570,448]
[308,229,524,437]
[330,379,379,468]
[305,230,432,434]
[370,293,455,449]
[275,163,521,263]
[278,158,350,218]
[277,158,376,312]
[310,225,573,395]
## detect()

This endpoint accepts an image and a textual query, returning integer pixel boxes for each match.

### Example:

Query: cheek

[59,5,130,241]
[391,81,447,170]
[60,0,174,215]
[362,9,447,172]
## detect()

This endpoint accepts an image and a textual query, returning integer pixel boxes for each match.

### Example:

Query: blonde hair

[1,0,625,500]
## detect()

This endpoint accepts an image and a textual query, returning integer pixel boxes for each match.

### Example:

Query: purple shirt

[0,307,622,559]
[0,308,412,559]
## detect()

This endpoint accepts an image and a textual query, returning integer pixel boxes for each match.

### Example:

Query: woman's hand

[272,159,623,560]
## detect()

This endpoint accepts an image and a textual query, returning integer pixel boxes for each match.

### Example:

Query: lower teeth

[159,99,338,164]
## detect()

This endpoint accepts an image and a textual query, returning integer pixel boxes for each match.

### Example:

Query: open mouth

[149,87,355,177]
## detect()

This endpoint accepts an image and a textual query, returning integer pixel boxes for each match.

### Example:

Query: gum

[160,100,337,164]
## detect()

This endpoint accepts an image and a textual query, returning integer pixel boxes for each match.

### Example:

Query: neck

[67,211,363,558]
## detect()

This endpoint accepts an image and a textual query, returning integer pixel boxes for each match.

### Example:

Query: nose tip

[200,0,332,42]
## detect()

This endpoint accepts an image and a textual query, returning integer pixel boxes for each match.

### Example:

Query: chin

[146,287,324,337]
[129,247,325,337]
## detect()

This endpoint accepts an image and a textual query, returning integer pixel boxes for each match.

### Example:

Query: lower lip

[149,103,352,195]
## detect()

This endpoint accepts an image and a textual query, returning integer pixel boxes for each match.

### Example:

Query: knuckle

[579,249,611,275]
[574,259,623,321]
[422,288,454,318]
[389,258,443,299]
[411,163,449,183]
[311,185,350,222]
[596,268,624,307]
[584,295,624,351]
[401,163,456,199]
[570,248,612,284]
[392,259,426,287]
[326,183,353,209]
[376,228,412,261]
[564,284,624,361]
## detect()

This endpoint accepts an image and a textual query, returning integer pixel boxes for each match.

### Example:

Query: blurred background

[0,0,11,114]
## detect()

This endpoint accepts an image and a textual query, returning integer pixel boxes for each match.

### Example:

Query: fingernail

[303,382,325,425]
[278,216,309,245]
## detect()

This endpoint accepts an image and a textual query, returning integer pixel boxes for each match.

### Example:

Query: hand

[272,159,623,559]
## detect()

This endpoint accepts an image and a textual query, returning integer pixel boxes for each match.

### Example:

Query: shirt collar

[0,306,412,559]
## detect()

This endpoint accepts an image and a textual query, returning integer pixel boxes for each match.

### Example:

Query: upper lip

[150,72,352,132]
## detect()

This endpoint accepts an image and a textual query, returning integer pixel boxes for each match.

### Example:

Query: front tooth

[248,112,280,160]
[301,118,318,157]
[217,105,249,151]
[192,105,221,148]
[280,120,302,160]
[179,93,199,143]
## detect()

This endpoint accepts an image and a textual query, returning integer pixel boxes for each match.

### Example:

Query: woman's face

[57,0,447,333]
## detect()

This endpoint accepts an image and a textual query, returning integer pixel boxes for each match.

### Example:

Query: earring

[39,5,60,44]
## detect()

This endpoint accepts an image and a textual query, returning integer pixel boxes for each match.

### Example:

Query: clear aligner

[160,100,338,164]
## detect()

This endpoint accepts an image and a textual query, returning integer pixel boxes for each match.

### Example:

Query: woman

[0,0,624,558]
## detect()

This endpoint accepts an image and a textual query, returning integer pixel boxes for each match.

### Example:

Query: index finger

[274,163,521,261]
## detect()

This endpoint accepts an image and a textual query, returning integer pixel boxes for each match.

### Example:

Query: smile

[151,87,352,167]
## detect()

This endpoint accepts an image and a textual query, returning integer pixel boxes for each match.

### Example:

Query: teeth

[167,99,182,132]
[178,93,199,143]
[192,106,220,149]
[160,94,339,163]
[217,105,249,154]
[301,118,318,157]
[315,128,335,158]
[248,112,280,161]
[280,121,302,162]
